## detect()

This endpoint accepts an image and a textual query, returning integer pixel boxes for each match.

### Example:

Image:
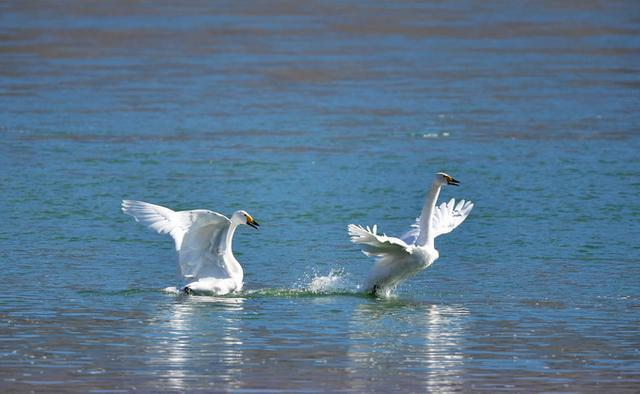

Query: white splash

[302,268,356,293]
[163,286,180,294]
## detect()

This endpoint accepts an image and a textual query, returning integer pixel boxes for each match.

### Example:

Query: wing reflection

[347,300,468,391]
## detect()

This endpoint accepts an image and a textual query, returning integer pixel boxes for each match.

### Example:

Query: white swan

[348,172,474,296]
[121,200,259,295]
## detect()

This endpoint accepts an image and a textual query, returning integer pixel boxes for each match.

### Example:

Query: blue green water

[1,1,639,391]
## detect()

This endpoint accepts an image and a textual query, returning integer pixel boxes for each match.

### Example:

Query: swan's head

[436,172,460,186]
[232,210,260,229]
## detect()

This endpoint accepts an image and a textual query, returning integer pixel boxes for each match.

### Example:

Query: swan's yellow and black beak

[445,175,461,186]
[246,214,260,229]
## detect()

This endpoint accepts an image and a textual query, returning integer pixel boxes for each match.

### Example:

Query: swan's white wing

[121,200,229,251]
[400,198,474,244]
[431,198,474,238]
[178,215,233,281]
[347,224,410,258]
[122,200,188,249]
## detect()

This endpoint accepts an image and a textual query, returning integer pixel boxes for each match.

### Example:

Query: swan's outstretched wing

[400,198,474,244]
[178,216,234,281]
[431,198,474,238]
[348,224,410,258]
[122,200,238,286]
[123,200,188,249]
[121,200,229,251]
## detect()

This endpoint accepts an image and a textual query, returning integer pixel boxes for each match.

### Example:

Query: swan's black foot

[183,286,193,295]
[368,284,380,297]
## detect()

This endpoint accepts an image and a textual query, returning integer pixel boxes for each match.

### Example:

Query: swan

[121,200,259,295]
[348,172,474,296]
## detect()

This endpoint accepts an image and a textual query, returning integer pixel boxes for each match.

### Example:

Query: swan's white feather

[177,217,233,282]
[432,198,474,238]
[400,198,474,245]
[121,200,229,251]
[348,224,410,258]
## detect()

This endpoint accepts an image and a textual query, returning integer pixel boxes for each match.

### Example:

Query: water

[1,1,639,391]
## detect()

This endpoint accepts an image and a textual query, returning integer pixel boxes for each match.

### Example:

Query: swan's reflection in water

[148,294,468,391]
[347,300,469,391]
[155,296,245,391]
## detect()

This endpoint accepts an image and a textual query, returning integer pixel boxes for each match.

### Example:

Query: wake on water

[162,268,378,298]
[79,269,402,300]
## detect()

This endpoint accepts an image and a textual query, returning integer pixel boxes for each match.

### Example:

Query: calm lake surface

[1,1,639,391]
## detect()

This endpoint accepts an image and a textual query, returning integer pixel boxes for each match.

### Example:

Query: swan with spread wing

[122,200,259,295]
[348,172,474,296]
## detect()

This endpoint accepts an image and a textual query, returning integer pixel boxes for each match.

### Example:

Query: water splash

[297,268,359,294]
[237,268,364,298]
[299,267,403,299]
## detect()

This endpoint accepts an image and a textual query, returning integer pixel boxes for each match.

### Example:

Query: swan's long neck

[416,180,442,248]
[224,222,239,253]
[224,222,243,279]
